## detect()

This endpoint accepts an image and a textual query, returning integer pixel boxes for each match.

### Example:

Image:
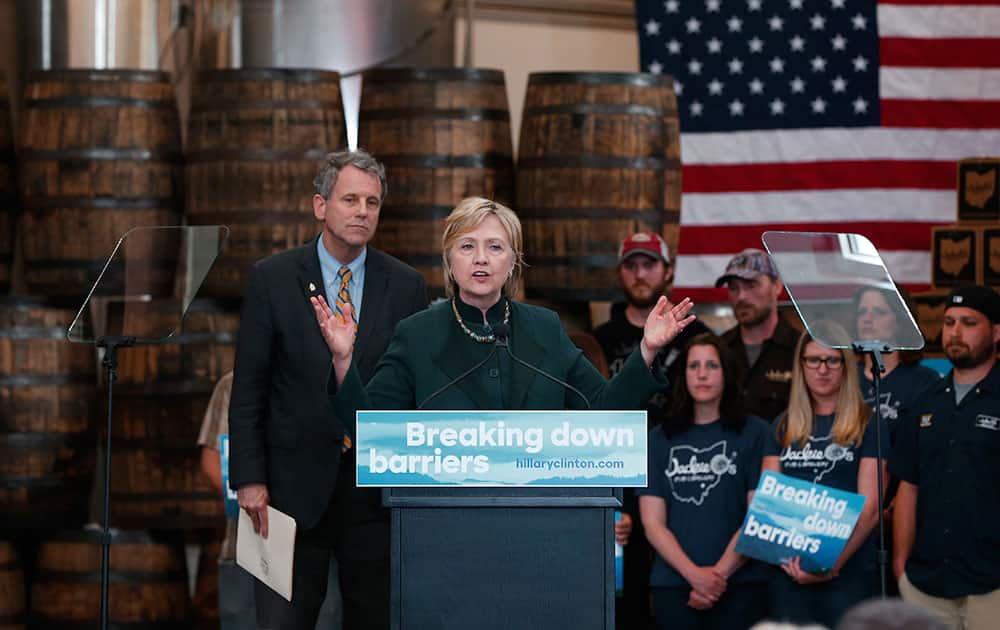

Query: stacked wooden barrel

[0,74,14,294]
[0,542,25,630]
[18,70,183,297]
[108,298,238,529]
[186,68,347,296]
[359,67,515,296]
[517,72,681,301]
[31,530,189,628]
[0,298,97,530]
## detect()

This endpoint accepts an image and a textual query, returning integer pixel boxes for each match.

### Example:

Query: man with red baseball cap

[593,231,710,630]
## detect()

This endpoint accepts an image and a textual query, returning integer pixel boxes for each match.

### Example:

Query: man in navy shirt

[891,284,1000,630]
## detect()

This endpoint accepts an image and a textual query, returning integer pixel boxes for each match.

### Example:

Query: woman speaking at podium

[312,196,696,417]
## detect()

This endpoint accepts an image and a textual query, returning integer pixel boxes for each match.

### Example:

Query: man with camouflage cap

[715,248,799,422]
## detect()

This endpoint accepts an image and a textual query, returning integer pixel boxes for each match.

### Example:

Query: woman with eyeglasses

[639,333,770,630]
[763,322,887,628]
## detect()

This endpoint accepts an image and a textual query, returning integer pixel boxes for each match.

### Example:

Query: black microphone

[494,324,592,410]
[417,343,500,410]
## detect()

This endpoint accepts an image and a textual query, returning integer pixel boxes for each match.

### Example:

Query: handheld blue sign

[218,434,240,518]
[734,471,866,574]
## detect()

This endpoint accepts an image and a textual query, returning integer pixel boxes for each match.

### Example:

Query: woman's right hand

[311,295,355,361]
[684,566,727,602]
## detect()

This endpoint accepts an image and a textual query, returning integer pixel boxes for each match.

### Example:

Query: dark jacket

[228,239,426,529]
[329,297,666,419]
[722,317,799,422]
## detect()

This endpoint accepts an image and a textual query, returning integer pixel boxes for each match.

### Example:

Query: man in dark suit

[229,149,427,630]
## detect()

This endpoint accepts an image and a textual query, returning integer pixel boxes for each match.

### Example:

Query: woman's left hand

[781,556,835,584]
[687,589,715,610]
[640,297,696,364]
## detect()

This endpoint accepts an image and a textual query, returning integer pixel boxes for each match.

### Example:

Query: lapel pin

[308,282,316,293]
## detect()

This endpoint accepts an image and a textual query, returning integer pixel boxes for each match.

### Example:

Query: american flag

[636,0,1000,301]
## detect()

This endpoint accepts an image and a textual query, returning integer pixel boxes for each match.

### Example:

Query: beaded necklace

[451,298,510,344]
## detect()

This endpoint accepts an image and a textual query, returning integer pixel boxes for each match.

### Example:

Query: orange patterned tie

[335,265,356,451]
[334,265,358,334]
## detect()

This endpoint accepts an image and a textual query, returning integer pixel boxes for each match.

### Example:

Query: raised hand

[311,295,355,361]
[640,296,696,364]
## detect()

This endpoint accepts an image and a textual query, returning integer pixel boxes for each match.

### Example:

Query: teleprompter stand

[67,226,228,630]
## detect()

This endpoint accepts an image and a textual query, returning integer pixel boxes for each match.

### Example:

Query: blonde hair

[778,321,870,449]
[441,197,525,298]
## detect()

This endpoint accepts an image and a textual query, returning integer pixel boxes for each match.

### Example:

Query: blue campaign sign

[734,471,866,574]
[355,410,647,487]
[218,434,240,518]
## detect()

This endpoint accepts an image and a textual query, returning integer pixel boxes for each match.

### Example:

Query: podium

[356,409,648,630]
[385,487,619,630]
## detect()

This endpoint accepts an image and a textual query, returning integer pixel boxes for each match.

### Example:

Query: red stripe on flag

[881,99,1000,128]
[672,287,730,304]
[676,223,940,255]
[881,38,1000,68]
[682,160,955,193]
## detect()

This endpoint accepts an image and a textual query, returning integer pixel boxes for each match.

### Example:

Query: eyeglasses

[801,355,844,370]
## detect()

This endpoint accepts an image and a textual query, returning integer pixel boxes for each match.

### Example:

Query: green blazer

[329,298,667,435]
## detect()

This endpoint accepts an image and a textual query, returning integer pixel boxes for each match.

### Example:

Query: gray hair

[312,148,388,202]
[836,598,947,630]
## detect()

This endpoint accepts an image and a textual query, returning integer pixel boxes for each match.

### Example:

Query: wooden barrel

[0,542,26,630]
[31,529,190,628]
[107,298,238,529]
[192,539,221,630]
[186,68,347,297]
[18,70,182,298]
[0,298,97,531]
[517,72,681,301]
[359,67,515,297]
[0,74,14,294]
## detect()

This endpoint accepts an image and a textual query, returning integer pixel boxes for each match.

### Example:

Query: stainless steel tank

[238,0,455,147]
